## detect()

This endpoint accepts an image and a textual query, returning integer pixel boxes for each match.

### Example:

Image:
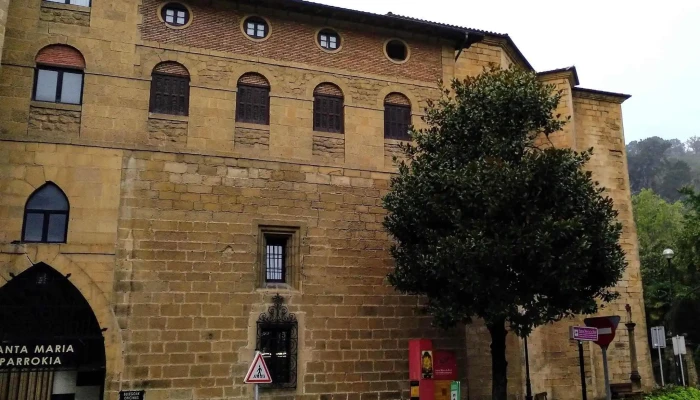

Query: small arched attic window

[149,61,190,116]
[236,73,270,125]
[33,45,85,105]
[22,182,70,243]
[384,92,411,140]
[313,83,343,133]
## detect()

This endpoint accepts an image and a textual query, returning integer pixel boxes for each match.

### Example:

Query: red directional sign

[583,316,621,348]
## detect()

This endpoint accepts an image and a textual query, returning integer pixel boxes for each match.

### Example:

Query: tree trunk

[487,318,508,400]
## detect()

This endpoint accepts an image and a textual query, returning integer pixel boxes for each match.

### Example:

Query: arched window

[33,45,85,105]
[384,92,412,140]
[236,73,270,125]
[22,182,70,243]
[149,61,190,116]
[313,83,343,133]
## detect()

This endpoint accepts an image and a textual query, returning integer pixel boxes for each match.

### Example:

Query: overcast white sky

[317,0,700,144]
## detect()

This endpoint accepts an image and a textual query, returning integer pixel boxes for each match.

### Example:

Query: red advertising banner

[432,351,457,381]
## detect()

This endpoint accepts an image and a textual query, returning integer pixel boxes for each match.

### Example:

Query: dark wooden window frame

[244,17,269,39]
[313,94,344,133]
[317,29,340,50]
[236,83,270,125]
[161,3,190,26]
[384,103,412,140]
[33,66,84,105]
[21,185,70,244]
[149,72,190,116]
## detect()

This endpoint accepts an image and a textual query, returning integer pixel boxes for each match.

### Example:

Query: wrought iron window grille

[256,294,298,389]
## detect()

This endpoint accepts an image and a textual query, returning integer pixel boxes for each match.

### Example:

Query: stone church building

[0,0,651,399]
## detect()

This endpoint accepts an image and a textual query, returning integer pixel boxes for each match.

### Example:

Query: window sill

[257,283,297,292]
[312,130,344,138]
[148,112,189,122]
[41,2,91,12]
[30,101,82,112]
[236,121,270,130]
[384,137,411,143]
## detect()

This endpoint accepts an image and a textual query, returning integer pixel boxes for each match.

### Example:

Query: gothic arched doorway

[0,263,106,400]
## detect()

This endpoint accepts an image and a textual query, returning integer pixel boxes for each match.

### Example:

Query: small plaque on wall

[120,390,145,400]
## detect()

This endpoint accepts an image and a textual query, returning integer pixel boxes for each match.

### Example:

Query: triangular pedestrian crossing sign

[244,351,272,384]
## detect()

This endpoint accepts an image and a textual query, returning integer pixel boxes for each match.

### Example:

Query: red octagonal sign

[584,315,621,348]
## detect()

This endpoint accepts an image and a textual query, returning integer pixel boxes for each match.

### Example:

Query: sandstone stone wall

[147,116,188,148]
[112,150,468,400]
[28,103,82,139]
[235,126,270,152]
[0,0,8,65]
[39,3,91,27]
[312,133,345,163]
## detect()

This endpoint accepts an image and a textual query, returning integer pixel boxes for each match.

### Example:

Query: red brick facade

[35,44,85,68]
[153,61,189,76]
[139,0,443,82]
[314,83,343,97]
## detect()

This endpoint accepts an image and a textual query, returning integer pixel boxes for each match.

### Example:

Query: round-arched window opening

[160,2,190,27]
[243,16,269,39]
[385,39,409,63]
[318,29,341,51]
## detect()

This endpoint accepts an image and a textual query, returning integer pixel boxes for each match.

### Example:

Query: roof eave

[572,87,632,104]
[237,0,484,49]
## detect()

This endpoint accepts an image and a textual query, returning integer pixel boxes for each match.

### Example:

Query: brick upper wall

[35,44,86,69]
[139,0,443,83]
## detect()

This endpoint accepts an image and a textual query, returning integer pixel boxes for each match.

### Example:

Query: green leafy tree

[383,67,627,400]
[632,189,684,323]
[687,136,700,154]
[627,137,672,193]
[656,160,692,202]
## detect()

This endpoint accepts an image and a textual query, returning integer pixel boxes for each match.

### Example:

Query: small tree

[383,67,627,400]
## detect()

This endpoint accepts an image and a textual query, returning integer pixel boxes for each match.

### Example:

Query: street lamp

[663,249,674,300]
[663,248,679,384]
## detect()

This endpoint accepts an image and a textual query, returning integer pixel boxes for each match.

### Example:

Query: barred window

[258,226,300,288]
[384,92,412,140]
[257,295,297,389]
[313,83,343,133]
[22,182,69,243]
[265,236,286,283]
[237,73,270,125]
[149,62,190,116]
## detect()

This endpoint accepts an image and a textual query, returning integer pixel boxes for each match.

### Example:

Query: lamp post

[663,248,674,301]
[662,248,676,384]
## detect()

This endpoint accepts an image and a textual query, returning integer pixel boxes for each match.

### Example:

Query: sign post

[650,326,666,386]
[245,351,272,400]
[570,326,599,400]
[584,316,621,400]
[672,336,687,386]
